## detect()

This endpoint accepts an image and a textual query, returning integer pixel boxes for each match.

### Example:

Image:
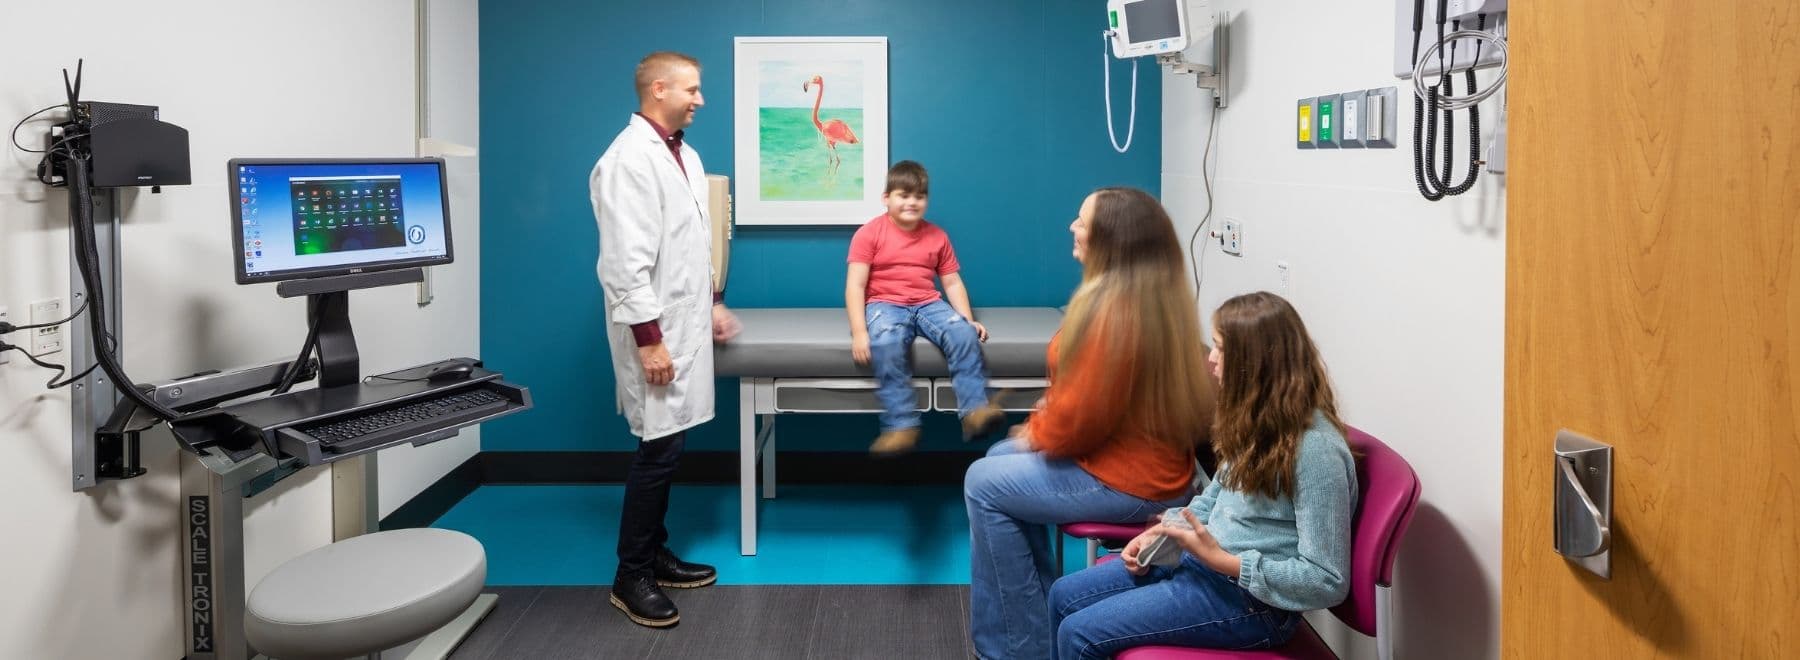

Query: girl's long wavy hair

[1056,187,1213,451]
[1210,292,1346,499]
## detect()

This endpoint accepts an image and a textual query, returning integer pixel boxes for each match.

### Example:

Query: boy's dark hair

[885,160,929,195]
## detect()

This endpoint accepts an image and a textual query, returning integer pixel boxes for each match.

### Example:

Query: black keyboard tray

[169,360,531,466]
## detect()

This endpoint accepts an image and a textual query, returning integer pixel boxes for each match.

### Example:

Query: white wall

[379,0,484,517]
[1163,3,1504,658]
[0,1,479,657]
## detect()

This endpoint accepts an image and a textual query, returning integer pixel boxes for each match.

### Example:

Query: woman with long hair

[1045,291,1358,659]
[965,187,1214,660]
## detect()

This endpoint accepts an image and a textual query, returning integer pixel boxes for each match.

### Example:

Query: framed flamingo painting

[733,36,889,226]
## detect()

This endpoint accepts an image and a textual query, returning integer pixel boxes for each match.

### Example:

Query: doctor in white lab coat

[590,51,740,629]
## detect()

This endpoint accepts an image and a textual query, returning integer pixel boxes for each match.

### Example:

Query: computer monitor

[229,158,453,285]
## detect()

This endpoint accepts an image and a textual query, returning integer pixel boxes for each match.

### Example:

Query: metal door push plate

[1554,429,1613,579]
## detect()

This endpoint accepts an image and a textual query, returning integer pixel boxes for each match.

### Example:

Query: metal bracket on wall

[70,189,123,491]
[1158,10,1230,108]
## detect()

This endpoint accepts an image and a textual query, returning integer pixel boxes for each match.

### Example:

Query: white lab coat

[591,114,715,440]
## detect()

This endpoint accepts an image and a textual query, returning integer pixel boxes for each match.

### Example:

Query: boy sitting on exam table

[845,160,1006,455]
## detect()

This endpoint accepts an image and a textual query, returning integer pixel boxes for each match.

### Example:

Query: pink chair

[1057,521,1150,573]
[1059,450,1216,573]
[1107,426,1422,660]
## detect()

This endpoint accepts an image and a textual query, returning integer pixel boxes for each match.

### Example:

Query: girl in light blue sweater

[1047,292,1358,659]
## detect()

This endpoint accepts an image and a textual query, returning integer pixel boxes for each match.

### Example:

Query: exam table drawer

[772,378,930,413]
[932,378,1049,413]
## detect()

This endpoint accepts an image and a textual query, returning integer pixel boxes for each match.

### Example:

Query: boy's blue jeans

[1047,555,1301,659]
[865,299,989,431]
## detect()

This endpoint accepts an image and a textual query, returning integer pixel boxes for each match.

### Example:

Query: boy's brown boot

[870,427,921,456]
[961,398,1009,441]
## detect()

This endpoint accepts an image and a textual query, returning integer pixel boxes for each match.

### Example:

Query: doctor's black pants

[615,430,686,581]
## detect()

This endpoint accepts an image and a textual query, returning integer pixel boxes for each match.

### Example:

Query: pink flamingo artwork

[803,74,859,181]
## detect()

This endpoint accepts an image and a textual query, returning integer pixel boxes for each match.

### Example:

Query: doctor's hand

[638,344,675,386]
[713,304,742,344]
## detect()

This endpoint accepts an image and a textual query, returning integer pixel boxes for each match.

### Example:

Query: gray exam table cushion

[714,307,1062,379]
[245,528,486,660]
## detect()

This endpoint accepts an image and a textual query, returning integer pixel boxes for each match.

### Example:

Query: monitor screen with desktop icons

[230,158,453,284]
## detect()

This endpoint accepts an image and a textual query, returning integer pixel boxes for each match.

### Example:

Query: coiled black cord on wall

[1412,3,1487,201]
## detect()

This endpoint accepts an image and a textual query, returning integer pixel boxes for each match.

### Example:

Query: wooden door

[1504,0,1799,657]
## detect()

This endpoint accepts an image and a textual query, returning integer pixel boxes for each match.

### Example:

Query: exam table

[714,307,1064,555]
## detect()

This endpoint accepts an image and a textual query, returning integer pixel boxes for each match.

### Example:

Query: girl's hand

[1162,509,1239,577]
[1120,526,1163,576]
[1164,509,1222,558]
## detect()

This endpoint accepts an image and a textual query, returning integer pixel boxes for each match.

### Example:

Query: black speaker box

[83,101,191,188]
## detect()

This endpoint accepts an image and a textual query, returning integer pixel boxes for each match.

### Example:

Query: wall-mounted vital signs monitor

[1108,0,1191,58]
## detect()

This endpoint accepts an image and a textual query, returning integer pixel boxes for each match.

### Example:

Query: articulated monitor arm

[95,358,319,477]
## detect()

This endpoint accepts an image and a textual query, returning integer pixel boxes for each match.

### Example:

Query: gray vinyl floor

[450,585,977,659]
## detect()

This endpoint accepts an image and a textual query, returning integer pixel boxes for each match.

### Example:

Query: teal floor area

[432,484,1099,585]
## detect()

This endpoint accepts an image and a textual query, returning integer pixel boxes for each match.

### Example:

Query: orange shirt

[1026,319,1195,503]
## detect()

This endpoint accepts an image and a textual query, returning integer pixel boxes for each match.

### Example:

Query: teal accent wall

[480,0,1162,451]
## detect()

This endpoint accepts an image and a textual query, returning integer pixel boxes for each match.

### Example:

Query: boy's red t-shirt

[847,214,960,306]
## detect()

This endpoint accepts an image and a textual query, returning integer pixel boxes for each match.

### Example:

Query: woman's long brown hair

[1210,292,1346,500]
[1056,187,1213,452]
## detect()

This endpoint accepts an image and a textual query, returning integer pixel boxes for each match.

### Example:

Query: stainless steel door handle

[1553,429,1613,579]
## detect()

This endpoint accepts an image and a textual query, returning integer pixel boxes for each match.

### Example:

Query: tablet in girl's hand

[1140,507,1194,567]
[1139,533,1182,567]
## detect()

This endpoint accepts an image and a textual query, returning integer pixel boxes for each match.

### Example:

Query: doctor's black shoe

[610,575,680,627]
[653,548,718,588]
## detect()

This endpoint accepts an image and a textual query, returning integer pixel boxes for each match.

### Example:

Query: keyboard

[299,388,509,454]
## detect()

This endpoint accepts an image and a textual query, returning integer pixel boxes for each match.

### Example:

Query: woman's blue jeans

[965,440,1187,659]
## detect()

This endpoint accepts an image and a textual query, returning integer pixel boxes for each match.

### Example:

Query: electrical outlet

[30,298,65,357]
[0,306,10,366]
[32,329,63,356]
[1221,219,1243,256]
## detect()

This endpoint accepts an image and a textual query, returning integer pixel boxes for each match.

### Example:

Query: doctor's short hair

[635,51,701,100]
[885,160,929,195]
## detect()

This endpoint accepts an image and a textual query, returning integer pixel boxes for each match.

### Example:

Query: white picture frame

[733,36,889,226]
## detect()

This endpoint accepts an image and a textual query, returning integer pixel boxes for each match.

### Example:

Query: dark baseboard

[381,450,983,528]
[380,454,484,530]
[480,450,985,485]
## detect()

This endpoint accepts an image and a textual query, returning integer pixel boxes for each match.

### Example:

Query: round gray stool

[246,528,487,660]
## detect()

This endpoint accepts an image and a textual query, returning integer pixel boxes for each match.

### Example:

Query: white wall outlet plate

[1221,219,1243,256]
[30,298,65,356]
